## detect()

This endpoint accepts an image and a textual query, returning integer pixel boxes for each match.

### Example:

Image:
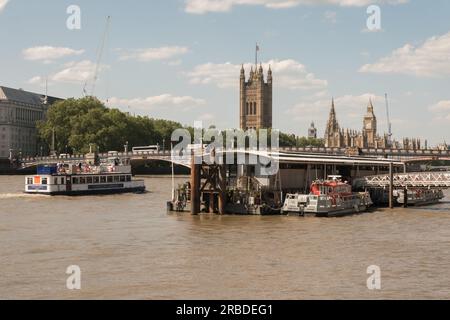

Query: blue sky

[0,0,449,145]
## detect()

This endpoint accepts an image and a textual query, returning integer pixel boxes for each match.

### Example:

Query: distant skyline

[0,0,449,145]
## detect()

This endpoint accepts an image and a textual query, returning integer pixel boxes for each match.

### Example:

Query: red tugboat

[282,176,373,217]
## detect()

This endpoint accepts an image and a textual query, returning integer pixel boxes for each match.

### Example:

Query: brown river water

[0,175,450,300]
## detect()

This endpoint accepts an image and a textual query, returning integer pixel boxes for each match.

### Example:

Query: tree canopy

[37,97,324,155]
[37,97,184,154]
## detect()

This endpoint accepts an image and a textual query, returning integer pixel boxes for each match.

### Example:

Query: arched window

[246,102,249,115]
[253,103,257,115]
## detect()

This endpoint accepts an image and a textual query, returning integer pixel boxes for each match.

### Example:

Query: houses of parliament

[323,98,424,150]
[239,63,424,151]
[239,64,272,131]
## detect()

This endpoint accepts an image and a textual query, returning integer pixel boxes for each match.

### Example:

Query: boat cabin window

[42,178,48,185]
[73,177,79,184]
[54,178,58,185]
[101,176,107,183]
[114,176,120,182]
[126,175,131,182]
[27,178,33,185]
[80,177,86,184]
[61,178,65,185]
[87,177,93,184]
[120,176,126,182]
[94,176,100,184]
[107,176,113,183]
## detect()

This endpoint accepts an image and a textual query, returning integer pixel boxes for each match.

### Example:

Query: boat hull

[25,186,146,196]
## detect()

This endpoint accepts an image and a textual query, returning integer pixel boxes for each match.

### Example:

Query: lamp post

[163,139,166,152]
[124,141,129,154]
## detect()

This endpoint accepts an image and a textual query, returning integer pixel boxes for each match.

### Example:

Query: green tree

[37,97,185,154]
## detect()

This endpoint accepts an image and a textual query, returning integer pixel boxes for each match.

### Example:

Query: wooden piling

[389,162,394,209]
[218,164,227,215]
[403,187,408,208]
[190,152,201,215]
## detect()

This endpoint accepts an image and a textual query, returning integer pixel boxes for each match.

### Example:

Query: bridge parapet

[17,147,450,169]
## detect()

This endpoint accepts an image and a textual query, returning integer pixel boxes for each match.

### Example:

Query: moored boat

[282,176,373,217]
[395,189,444,206]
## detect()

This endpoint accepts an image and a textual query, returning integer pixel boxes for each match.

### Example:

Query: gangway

[354,172,450,189]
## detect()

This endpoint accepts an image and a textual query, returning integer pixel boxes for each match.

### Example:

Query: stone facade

[0,86,62,159]
[240,64,272,130]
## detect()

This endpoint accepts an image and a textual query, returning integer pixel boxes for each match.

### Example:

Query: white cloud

[323,11,337,24]
[167,59,183,66]
[107,94,206,111]
[29,60,105,85]
[185,0,408,14]
[27,76,44,85]
[198,113,215,121]
[50,60,100,83]
[429,100,450,112]
[429,100,450,122]
[23,46,85,63]
[359,31,450,77]
[118,46,189,62]
[186,59,327,90]
[0,0,9,12]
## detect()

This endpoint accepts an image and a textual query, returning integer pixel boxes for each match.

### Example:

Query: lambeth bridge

[18,146,450,170]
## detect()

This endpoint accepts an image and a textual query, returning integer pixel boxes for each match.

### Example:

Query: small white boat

[25,162,145,196]
[282,176,373,217]
[395,189,444,206]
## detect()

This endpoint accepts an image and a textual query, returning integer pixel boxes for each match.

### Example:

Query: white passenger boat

[282,176,373,217]
[25,162,145,196]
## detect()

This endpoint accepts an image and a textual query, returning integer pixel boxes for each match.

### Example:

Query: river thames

[0,175,449,299]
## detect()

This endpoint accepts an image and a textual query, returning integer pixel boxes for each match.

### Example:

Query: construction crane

[385,93,393,146]
[84,16,111,97]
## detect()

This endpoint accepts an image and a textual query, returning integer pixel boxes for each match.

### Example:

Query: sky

[0,0,449,145]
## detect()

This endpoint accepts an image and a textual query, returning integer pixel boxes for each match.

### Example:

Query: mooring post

[403,187,408,208]
[209,193,215,214]
[190,151,201,215]
[218,164,227,215]
[389,162,394,209]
